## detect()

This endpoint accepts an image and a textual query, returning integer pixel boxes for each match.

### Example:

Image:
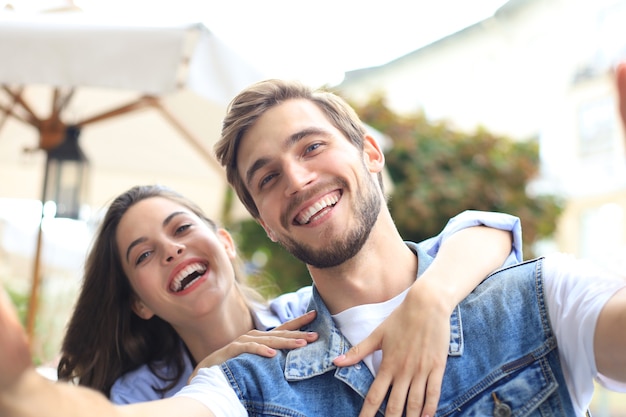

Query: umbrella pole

[26,153,50,342]
[26,213,44,341]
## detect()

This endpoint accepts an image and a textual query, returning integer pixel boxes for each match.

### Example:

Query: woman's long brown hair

[57,184,261,397]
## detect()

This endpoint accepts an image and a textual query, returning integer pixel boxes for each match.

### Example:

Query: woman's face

[116,196,238,326]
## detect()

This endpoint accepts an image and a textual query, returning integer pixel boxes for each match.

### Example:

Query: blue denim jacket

[220,243,577,416]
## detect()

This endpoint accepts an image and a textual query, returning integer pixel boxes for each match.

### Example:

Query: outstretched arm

[0,286,215,417]
[335,211,521,417]
[594,286,626,382]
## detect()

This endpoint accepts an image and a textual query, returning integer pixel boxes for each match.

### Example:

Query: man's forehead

[236,100,327,162]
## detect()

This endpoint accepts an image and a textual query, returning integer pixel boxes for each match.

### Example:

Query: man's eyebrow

[125,211,184,263]
[244,127,329,188]
[245,157,270,188]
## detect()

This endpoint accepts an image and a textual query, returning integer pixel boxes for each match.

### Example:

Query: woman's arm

[335,211,521,417]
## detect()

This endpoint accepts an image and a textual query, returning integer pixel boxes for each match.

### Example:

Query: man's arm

[594,286,626,382]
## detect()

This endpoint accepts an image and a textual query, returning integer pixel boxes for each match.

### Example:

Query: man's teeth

[170,263,207,292]
[296,194,339,225]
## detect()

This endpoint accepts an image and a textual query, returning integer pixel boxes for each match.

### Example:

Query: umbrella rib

[76,95,224,175]
[51,87,75,121]
[1,85,41,126]
[76,97,154,126]
[150,98,224,176]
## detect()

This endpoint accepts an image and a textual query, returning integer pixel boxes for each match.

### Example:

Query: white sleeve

[421,210,523,265]
[174,366,246,417]
[543,253,626,411]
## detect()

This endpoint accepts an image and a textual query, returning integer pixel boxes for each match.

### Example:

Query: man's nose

[284,161,316,196]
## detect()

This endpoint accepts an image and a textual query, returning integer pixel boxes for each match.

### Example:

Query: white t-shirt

[176,254,626,416]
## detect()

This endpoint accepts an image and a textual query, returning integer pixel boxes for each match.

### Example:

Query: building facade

[337,0,626,269]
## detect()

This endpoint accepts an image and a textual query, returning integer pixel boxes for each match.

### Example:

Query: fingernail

[334,354,345,362]
[295,339,306,346]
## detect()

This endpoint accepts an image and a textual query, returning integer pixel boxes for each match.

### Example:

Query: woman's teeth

[170,263,207,292]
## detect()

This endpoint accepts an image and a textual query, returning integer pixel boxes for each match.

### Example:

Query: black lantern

[42,125,89,219]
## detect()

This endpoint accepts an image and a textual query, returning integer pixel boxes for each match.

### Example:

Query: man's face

[236,99,384,268]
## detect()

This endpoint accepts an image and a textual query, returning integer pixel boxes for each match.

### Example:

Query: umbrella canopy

[0,10,265,344]
[0,11,264,212]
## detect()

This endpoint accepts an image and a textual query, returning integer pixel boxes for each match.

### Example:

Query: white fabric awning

[0,12,264,103]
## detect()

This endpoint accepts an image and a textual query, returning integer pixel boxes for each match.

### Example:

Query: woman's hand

[189,310,318,382]
[333,280,450,417]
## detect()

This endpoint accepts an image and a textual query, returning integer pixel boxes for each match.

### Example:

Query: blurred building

[337,0,626,271]
[338,1,626,412]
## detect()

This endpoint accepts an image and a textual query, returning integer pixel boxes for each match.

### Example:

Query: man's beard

[276,174,382,269]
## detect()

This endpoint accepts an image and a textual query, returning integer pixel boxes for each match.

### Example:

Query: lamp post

[26,124,89,340]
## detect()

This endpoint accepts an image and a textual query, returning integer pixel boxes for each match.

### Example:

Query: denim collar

[284,242,464,387]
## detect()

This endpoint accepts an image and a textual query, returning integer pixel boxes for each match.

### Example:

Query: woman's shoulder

[109,355,194,404]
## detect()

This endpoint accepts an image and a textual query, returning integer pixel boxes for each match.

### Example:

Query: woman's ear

[216,228,237,259]
[131,298,155,320]
[363,134,385,174]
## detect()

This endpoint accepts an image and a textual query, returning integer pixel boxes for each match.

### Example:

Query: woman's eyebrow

[125,211,185,263]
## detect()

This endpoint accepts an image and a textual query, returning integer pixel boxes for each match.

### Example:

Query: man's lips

[294,191,340,225]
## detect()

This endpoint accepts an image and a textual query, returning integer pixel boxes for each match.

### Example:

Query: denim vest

[220,243,577,416]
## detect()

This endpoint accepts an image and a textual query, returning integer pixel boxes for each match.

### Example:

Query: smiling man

[206,79,626,416]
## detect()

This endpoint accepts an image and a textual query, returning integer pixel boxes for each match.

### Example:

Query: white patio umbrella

[0,10,265,341]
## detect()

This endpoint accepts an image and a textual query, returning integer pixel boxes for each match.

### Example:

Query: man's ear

[363,134,385,174]
[258,219,278,242]
[131,298,155,320]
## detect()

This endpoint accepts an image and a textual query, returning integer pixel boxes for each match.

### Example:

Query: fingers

[386,374,420,417]
[334,328,382,367]
[235,333,314,351]
[274,310,317,331]
[418,369,443,417]
[188,325,319,384]
[357,367,394,417]
[358,370,439,417]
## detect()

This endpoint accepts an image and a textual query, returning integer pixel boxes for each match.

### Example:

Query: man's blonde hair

[215,79,369,219]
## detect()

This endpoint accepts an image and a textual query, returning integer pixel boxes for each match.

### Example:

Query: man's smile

[294,191,340,225]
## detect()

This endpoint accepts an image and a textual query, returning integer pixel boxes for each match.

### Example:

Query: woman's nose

[165,245,184,263]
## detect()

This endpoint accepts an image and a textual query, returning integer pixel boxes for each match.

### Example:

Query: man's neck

[310,216,418,314]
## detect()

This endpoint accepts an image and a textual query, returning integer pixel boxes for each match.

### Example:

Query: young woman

[56,184,521,406]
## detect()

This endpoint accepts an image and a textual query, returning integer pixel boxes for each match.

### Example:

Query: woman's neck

[175,291,255,363]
